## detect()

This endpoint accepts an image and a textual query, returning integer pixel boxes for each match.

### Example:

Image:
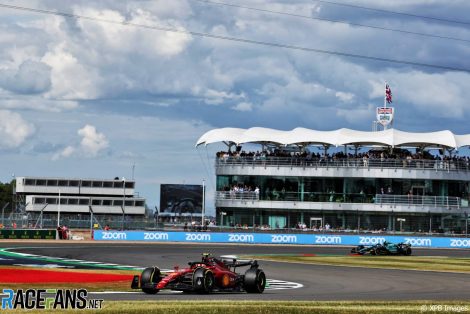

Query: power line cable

[0,3,469,73]
[313,0,470,27]
[192,0,470,43]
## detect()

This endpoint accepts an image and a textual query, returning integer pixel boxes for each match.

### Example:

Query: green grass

[245,255,470,273]
[2,301,469,314]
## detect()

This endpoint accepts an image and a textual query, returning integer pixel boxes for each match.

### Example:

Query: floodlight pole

[1,203,9,227]
[466,212,468,237]
[122,177,126,231]
[202,179,205,227]
[56,189,61,240]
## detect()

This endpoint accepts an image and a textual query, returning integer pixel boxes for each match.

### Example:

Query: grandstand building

[15,176,146,216]
[197,128,470,233]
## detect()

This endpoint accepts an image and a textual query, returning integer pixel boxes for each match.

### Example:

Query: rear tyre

[192,267,214,293]
[140,267,161,294]
[244,268,266,293]
[405,247,412,256]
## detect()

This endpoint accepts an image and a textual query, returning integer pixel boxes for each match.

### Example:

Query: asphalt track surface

[1,242,470,301]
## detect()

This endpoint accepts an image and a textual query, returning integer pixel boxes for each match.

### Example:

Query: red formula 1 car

[131,253,266,294]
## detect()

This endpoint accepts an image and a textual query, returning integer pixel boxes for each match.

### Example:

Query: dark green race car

[351,241,412,256]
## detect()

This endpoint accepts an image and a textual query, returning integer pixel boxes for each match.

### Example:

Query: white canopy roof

[196,127,470,149]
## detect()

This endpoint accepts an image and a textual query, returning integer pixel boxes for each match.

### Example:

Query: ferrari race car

[351,241,412,256]
[131,253,266,294]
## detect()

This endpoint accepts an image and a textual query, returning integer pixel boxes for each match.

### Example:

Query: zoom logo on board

[450,239,470,247]
[403,238,432,246]
[185,233,211,241]
[101,232,127,240]
[314,235,341,244]
[271,235,297,243]
[228,234,254,242]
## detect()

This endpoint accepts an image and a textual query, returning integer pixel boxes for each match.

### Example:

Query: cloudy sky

[1,0,470,214]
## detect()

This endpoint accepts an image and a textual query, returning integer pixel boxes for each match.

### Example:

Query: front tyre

[244,268,266,293]
[140,267,161,294]
[192,267,214,293]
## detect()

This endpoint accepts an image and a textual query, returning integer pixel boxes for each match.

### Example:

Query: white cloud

[0,98,79,112]
[336,104,374,125]
[42,43,102,100]
[335,91,355,103]
[52,145,75,161]
[78,125,109,157]
[51,124,108,160]
[0,110,35,148]
[232,102,253,112]
[203,89,245,105]
[0,60,51,94]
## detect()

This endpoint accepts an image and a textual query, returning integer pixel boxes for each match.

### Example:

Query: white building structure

[197,127,470,232]
[16,177,146,216]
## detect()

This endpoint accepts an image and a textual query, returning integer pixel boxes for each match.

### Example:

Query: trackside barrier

[93,231,470,249]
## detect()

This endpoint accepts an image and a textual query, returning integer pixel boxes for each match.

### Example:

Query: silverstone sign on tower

[376,107,394,126]
[94,231,470,249]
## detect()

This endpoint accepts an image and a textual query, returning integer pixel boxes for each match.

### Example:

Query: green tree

[0,180,14,213]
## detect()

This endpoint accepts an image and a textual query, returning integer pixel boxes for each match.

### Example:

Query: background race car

[351,241,412,256]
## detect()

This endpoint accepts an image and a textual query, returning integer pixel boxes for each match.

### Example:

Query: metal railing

[216,157,470,172]
[216,191,260,201]
[216,191,462,208]
[375,194,460,208]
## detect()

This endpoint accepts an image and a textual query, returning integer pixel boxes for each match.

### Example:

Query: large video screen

[160,184,203,215]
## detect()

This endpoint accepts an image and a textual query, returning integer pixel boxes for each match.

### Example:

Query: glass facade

[215,174,470,232]
[216,175,470,203]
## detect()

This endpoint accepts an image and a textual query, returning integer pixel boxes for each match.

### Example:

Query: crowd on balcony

[216,148,470,169]
[219,184,260,199]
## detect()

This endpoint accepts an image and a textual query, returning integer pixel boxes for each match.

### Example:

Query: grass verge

[1,301,469,314]
[244,255,470,273]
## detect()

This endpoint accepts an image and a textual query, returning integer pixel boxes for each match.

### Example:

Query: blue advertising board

[93,230,470,249]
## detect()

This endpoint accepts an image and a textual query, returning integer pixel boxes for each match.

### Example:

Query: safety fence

[93,231,470,249]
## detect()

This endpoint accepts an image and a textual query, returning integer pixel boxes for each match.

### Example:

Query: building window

[113,200,123,206]
[25,179,35,186]
[125,182,134,189]
[79,199,90,205]
[34,198,46,204]
[46,198,57,204]
[58,180,68,186]
[114,181,124,188]
[47,180,58,186]
[81,181,91,187]
[103,181,113,188]
[92,199,102,206]
[102,200,112,206]
[68,198,78,205]
[69,180,79,187]
[92,181,103,188]
[36,180,46,186]
[135,201,144,207]
[125,200,134,207]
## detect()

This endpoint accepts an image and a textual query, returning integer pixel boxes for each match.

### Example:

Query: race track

[1,242,470,301]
